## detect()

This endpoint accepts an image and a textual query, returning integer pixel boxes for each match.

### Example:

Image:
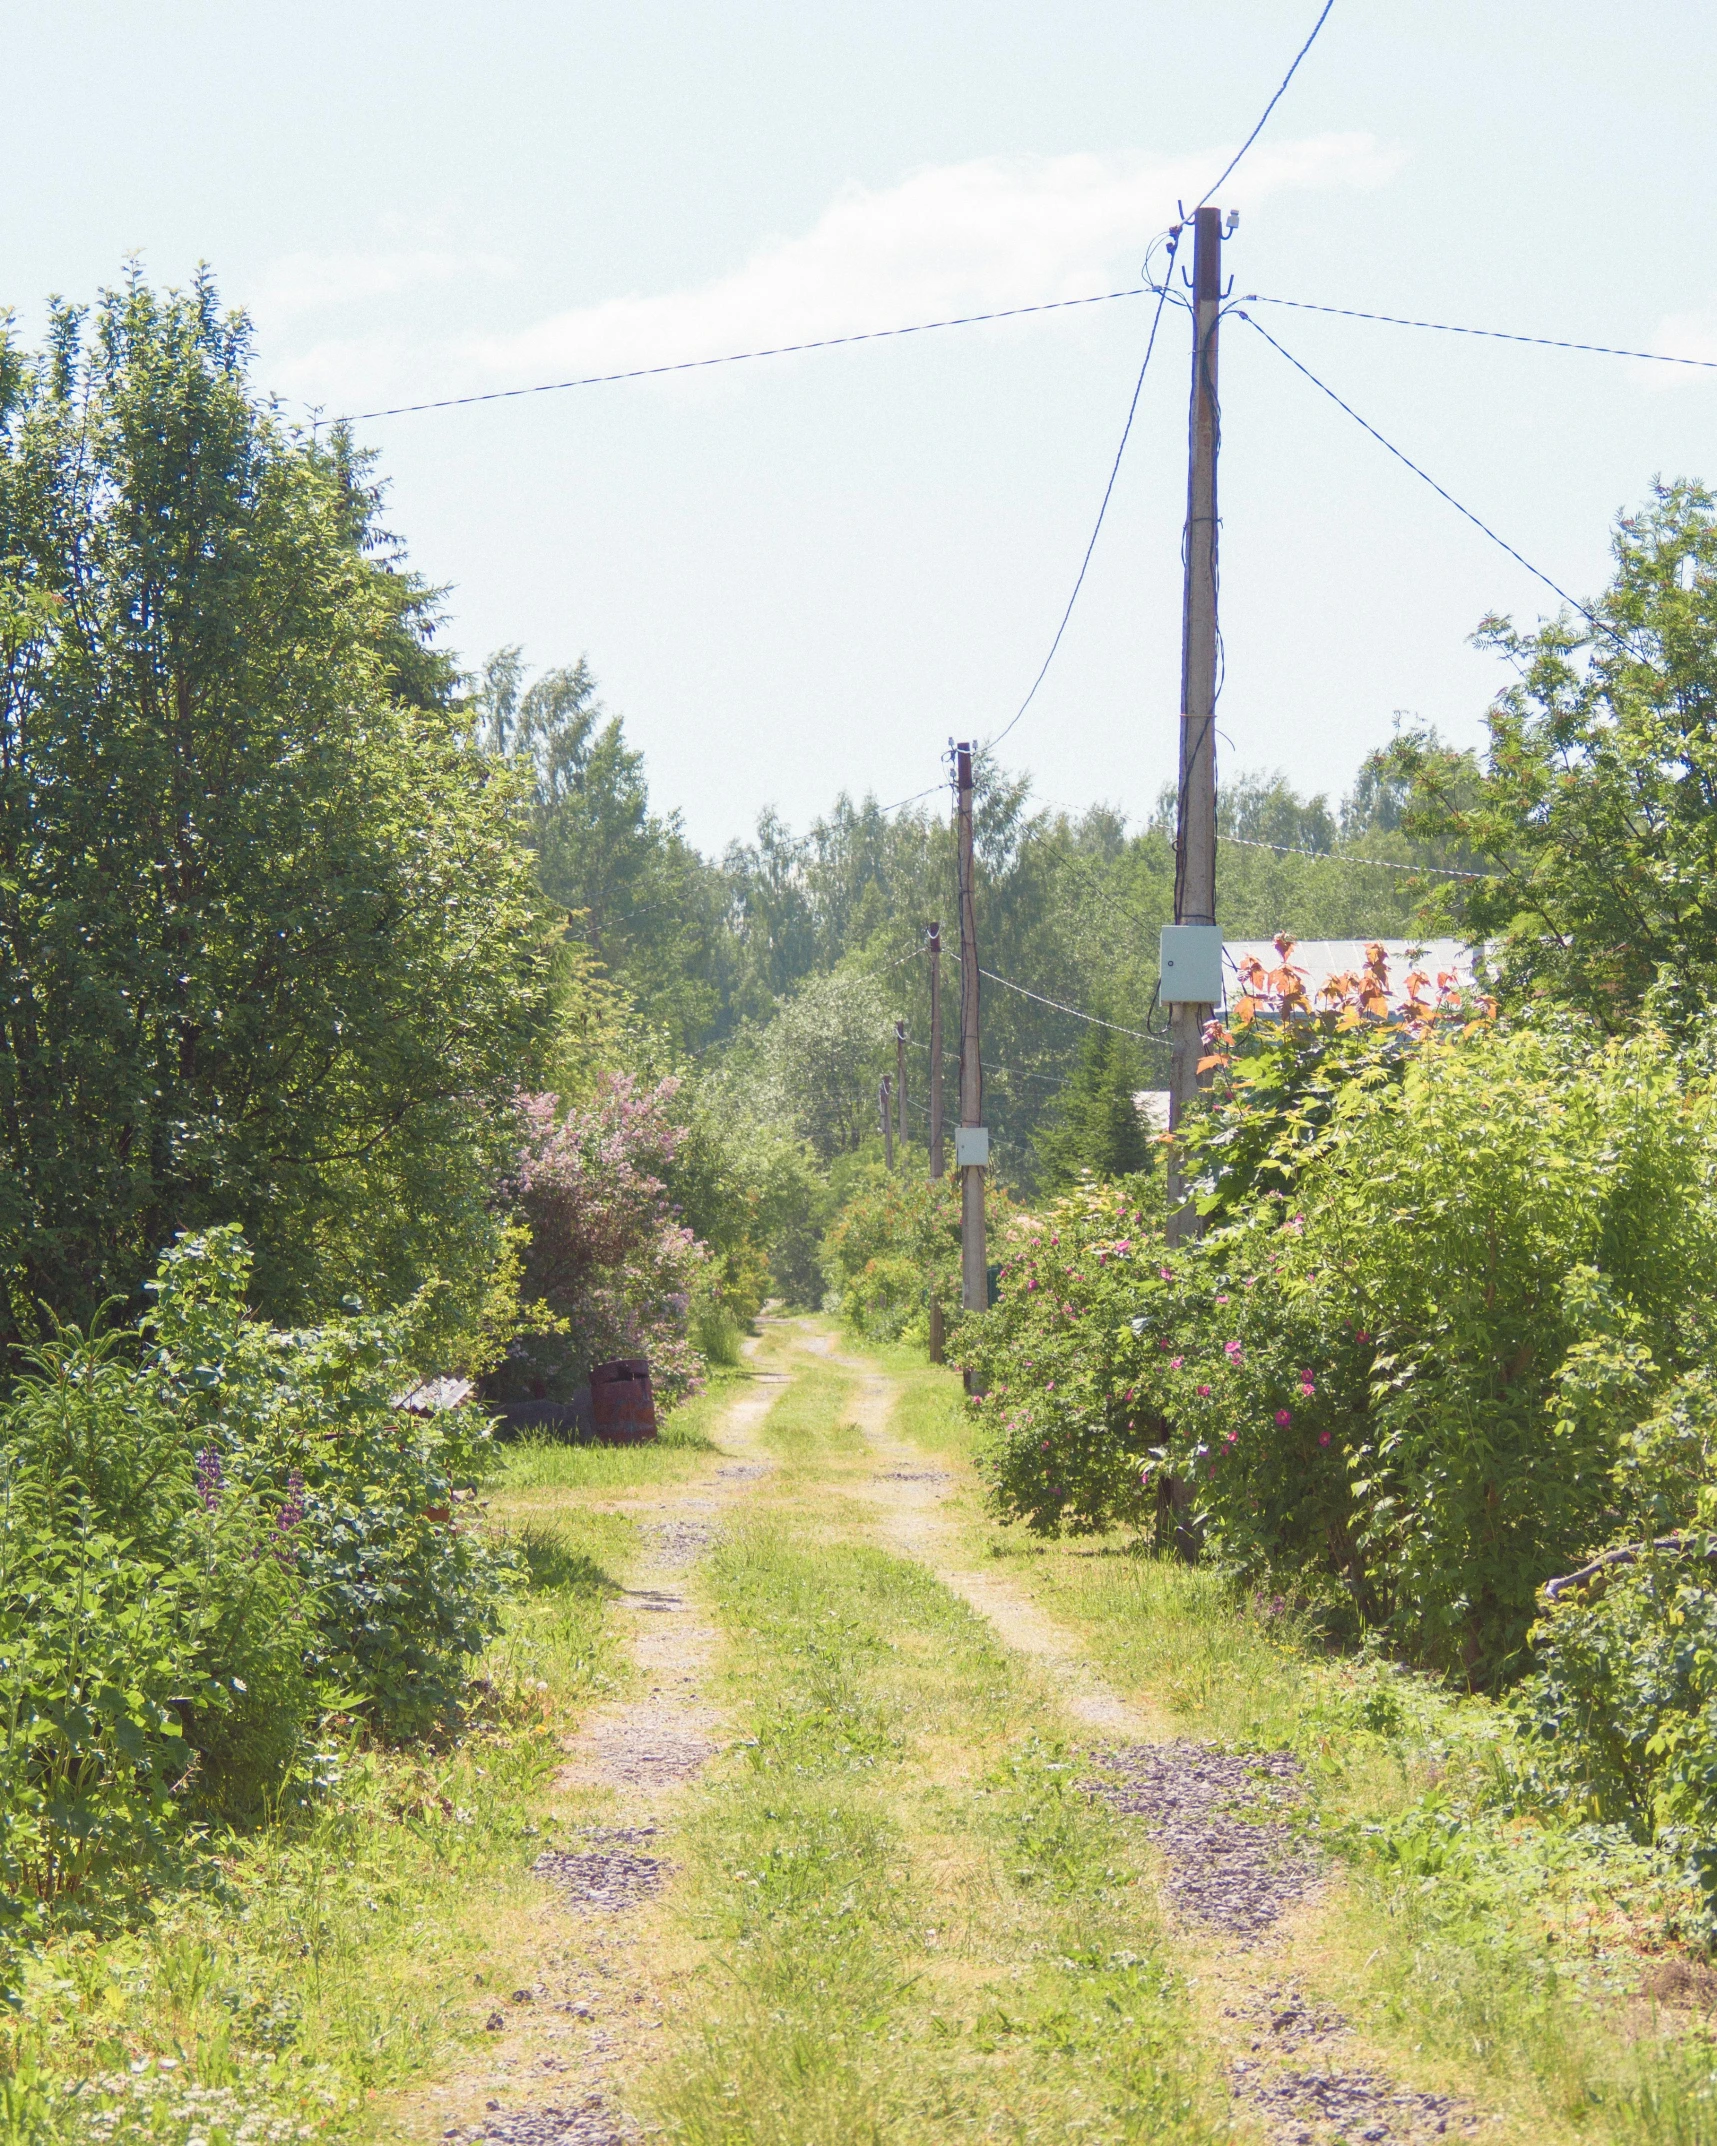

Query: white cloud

[267,134,1400,411]
[251,246,515,325]
[469,136,1399,383]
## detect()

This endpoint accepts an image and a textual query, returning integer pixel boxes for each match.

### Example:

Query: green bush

[974,1019,1717,1683]
[147,1227,516,1744]
[0,1228,517,1953]
[1513,1556,1717,1887]
[821,1167,1011,1344]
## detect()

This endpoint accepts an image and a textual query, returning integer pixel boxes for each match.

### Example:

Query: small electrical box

[955,1126,990,1168]
[1159,924,1224,1005]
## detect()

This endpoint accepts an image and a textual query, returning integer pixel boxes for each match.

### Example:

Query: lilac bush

[499,1074,706,1403]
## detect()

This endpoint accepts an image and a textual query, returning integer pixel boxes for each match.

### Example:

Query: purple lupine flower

[195,1448,224,1511]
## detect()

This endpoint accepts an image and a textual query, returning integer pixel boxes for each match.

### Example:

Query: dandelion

[1275,1409,1292,1428]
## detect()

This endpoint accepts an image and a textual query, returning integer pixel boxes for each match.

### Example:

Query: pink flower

[1170,1356,1184,1370]
[1357,1330,1371,1344]
[1299,1373,1315,1397]
[1224,1339,1244,1363]
[1275,1409,1292,1428]
[1160,1266,1174,1281]
[1197,1383,1212,1398]
[1215,1294,1230,1305]
[1318,1431,1331,1447]
[1026,1279,1038,1290]
[1223,1430,1238,1446]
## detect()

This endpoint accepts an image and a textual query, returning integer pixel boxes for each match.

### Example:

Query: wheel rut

[819,1327,1485,2146]
[416,1344,786,2146]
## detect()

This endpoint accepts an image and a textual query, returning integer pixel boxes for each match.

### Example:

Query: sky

[8,2,1717,853]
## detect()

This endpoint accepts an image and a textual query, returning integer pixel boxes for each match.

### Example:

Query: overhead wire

[985,232,1182,752]
[320,287,1152,427]
[1196,0,1339,206]
[1243,293,1717,373]
[947,950,1158,1042]
[1238,311,1651,665]
[1218,832,1483,878]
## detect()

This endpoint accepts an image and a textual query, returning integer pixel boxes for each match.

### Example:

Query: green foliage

[1513,1558,1717,1887]
[1031,1024,1155,1193]
[1402,481,1717,1027]
[0,272,548,1343]
[0,1229,518,1963]
[822,1165,1013,1344]
[966,1177,1164,1535]
[668,1066,829,1310]
[473,650,729,1053]
[977,1019,1717,1683]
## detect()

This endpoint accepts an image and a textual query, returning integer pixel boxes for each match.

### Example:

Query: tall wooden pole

[1167,204,1223,1246]
[880,1073,894,1170]
[894,1020,907,1158]
[956,745,987,1314]
[926,922,946,1362]
[927,924,944,1181]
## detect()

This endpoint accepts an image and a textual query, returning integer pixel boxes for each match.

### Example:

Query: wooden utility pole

[880,1073,894,1170]
[955,745,987,1314]
[927,925,944,1180]
[894,1020,907,1158]
[926,922,946,1362]
[1166,203,1225,1247]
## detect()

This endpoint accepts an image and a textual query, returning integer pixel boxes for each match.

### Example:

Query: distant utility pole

[926,921,946,1363]
[1163,203,1227,1247]
[880,1073,894,1170]
[955,745,987,1314]
[894,1020,907,1158]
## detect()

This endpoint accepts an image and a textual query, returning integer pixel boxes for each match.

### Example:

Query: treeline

[485,643,1478,1193]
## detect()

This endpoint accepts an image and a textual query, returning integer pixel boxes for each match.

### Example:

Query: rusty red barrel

[589,1358,658,1444]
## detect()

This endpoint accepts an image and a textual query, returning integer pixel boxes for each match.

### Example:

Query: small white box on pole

[955,1126,989,1168]
[1159,924,1224,1005]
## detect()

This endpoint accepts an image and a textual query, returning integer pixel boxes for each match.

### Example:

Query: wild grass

[639,1353,1225,2145]
[492,1363,748,1496]
[880,1346,1717,2145]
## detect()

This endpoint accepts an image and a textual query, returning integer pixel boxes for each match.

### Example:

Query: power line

[987,245,1181,751]
[1239,312,1643,661]
[1198,0,1338,206]
[1219,832,1483,878]
[871,780,949,817]
[948,951,1158,1042]
[907,1035,1073,1088]
[1245,293,1717,373]
[321,287,1151,427]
